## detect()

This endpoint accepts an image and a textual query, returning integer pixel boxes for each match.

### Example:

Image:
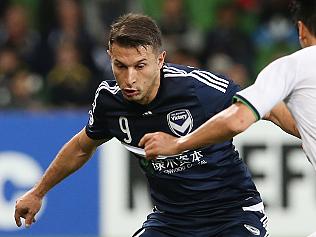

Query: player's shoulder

[92,80,123,109]
[95,80,120,96]
[287,45,316,67]
[163,62,217,76]
[163,63,197,73]
[263,47,309,74]
[293,45,316,57]
[162,63,234,94]
[274,46,316,65]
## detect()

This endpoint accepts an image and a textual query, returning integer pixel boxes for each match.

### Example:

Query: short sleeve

[85,89,112,140]
[198,76,240,117]
[234,55,298,119]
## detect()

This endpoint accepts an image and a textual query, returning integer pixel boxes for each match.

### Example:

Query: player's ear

[298,21,309,47]
[157,51,166,69]
[107,49,112,58]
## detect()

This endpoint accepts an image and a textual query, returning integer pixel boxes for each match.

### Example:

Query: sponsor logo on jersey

[244,224,260,236]
[167,109,193,136]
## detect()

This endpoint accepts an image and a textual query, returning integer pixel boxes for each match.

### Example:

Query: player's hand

[139,132,180,159]
[14,190,42,228]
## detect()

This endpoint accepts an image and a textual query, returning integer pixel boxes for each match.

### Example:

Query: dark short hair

[108,13,162,52]
[290,0,316,36]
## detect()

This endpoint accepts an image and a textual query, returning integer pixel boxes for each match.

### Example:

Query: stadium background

[0,0,315,236]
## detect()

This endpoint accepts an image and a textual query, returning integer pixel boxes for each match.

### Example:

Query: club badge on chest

[167,109,193,137]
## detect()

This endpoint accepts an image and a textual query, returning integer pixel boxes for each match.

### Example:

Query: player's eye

[136,63,146,70]
[114,63,126,69]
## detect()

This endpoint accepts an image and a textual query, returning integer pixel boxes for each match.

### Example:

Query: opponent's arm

[139,102,256,159]
[264,101,300,138]
[14,128,106,228]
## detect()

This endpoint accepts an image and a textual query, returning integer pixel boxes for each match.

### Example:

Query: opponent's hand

[139,132,180,159]
[14,190,42,228]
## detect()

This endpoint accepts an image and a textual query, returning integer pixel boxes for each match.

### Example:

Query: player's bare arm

[139,102,257,158]
[264,101,301,138]
[14,128,106,228]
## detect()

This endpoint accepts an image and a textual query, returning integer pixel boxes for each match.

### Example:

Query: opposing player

[139,0,316,170]
[14,14,268,236]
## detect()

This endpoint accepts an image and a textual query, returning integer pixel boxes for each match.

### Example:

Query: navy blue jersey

[86,63,262,217]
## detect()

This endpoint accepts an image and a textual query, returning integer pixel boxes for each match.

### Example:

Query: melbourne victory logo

[167,109,193,136]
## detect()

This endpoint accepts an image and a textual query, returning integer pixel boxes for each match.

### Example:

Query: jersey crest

[167,109,193,136]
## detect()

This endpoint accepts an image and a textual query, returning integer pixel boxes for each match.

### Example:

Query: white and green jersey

[234,45,316,170]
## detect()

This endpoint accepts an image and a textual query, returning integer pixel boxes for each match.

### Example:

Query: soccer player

[14,14,269,237]
[139,0,316,171]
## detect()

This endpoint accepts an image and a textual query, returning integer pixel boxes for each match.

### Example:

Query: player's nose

[126,68,136,86]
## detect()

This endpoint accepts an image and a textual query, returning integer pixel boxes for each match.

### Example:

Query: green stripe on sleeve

[232,95,260,121]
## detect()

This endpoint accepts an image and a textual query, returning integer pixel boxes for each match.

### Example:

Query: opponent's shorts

[132,202,269,237]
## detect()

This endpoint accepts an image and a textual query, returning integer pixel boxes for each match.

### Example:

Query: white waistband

[242,202,265,212]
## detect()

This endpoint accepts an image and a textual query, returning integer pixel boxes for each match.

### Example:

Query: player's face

[108,43,166,105]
